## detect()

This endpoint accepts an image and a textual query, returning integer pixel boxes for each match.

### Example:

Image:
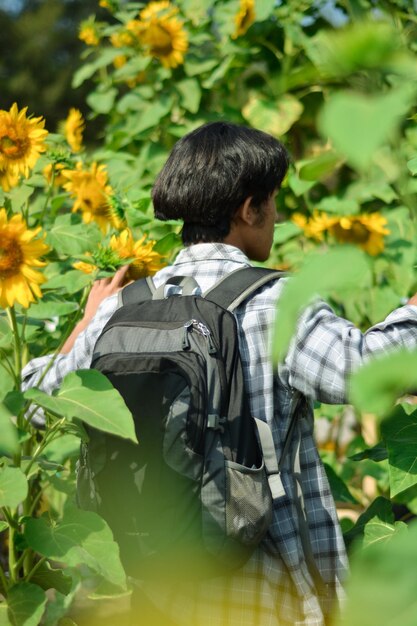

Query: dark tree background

[0,0,103,134]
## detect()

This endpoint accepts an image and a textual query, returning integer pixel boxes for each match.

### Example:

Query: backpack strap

[204,266,285,312]
[120,275,155,306]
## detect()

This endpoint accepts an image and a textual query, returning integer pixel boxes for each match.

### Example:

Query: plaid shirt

[23,243,417,626]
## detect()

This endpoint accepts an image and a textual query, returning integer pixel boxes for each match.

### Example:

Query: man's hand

[60,265,130,354]
[83,265,130,324]
[408,293,417,307]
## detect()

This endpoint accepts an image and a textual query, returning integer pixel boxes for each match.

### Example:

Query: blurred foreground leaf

[273,246,370,361]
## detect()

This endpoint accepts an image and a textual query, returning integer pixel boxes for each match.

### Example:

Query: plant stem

[8,523,17,584]
[25,556,46,583]
[6,307,22,388]
[0,562,9,593]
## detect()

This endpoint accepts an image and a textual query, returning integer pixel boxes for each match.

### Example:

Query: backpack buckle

[207,414,226,433]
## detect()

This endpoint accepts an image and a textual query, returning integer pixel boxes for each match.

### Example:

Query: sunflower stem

[6,307,22,388]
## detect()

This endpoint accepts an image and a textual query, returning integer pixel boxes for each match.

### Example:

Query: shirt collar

[173,243,252,267]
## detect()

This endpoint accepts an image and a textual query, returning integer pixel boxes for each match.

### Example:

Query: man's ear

[235,197,257,226]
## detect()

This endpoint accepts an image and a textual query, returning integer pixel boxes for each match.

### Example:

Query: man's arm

[280,296,417,405]
[22,266,129,393]
[60,266,129,354]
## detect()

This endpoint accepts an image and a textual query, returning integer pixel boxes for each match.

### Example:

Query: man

[23,121,417,626]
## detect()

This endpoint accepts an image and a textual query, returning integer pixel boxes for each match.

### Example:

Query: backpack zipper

[182,319,217,354]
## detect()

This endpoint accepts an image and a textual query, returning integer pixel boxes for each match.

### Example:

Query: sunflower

[43,162,67,187]
[232,0,256,39]
[62,109,85,153]
[329,214,390,256]
[110,229,166,280]
[79,24,100,46]
[301,211,390,255]
[62,162,116,234]
[132,1,188,69]
[0,164,19,192]
[0,104,48,178]
[0,209,49,309]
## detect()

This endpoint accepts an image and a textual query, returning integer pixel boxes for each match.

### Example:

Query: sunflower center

[0,235,23,278]
[332,221,370,244]
[0,130,30,161]
[148,23,174,55]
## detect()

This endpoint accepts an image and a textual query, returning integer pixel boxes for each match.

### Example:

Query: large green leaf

[44,271,92,295]
[30,561,73,596]
[176,78,202,114]
[319,87,414,170]
[349,351,417,417]
[46,215,101,257]
[26,300,79,319]
[24,370,137,443]
[381,405,417,497]
[242,94,303,136]
[87,88,118,115]
[7,583,46,626]
[272,246,370,361]
[335,520,417,626]
[0,467,28,509]
[24,508,126,589]
[298,151,342,182]
[323,463,358,504]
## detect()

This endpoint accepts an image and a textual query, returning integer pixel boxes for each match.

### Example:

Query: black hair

[152,121,290,245]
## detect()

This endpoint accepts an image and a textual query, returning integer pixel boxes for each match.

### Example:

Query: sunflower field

[1,0,417,624]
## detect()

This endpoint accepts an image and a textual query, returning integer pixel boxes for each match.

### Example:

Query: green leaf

[407,156,417,175]
[254,0,276,20]
[42,434,81,465]
[176,78,202,114]
[30,562,73,596]
[8,185,35,212]
[72,49,122,88]
[184,56,218,77]
[24,508,126,589]
[381,405,417,497]
[46,215,101,257]
[0,604,11,626]
[349,351,417,417]
[335,520,417,626]
[44,270,92,295]
[0,403,19,455]
[242,94,303,136]
[319,87,415,170]
[272,246,370,361]
[7,583,46,626]
[153,232,181,255]
[273,221,301,245]
[26,300,79,319]
[298,151,342,182]
[0,467,28,509]
[343,496,393,547]
[349,442,388,462]
[323,463,358,504]
[0,522,8,532]
[306,21,402,78]
[24,370,137,443]
[363,516,408,549]
[315,197,359,216]
[369,286,402,323]
[87,88,118,115]
[129,99,172,136]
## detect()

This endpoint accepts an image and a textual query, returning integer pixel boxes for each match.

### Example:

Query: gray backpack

[77,267,297,579]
